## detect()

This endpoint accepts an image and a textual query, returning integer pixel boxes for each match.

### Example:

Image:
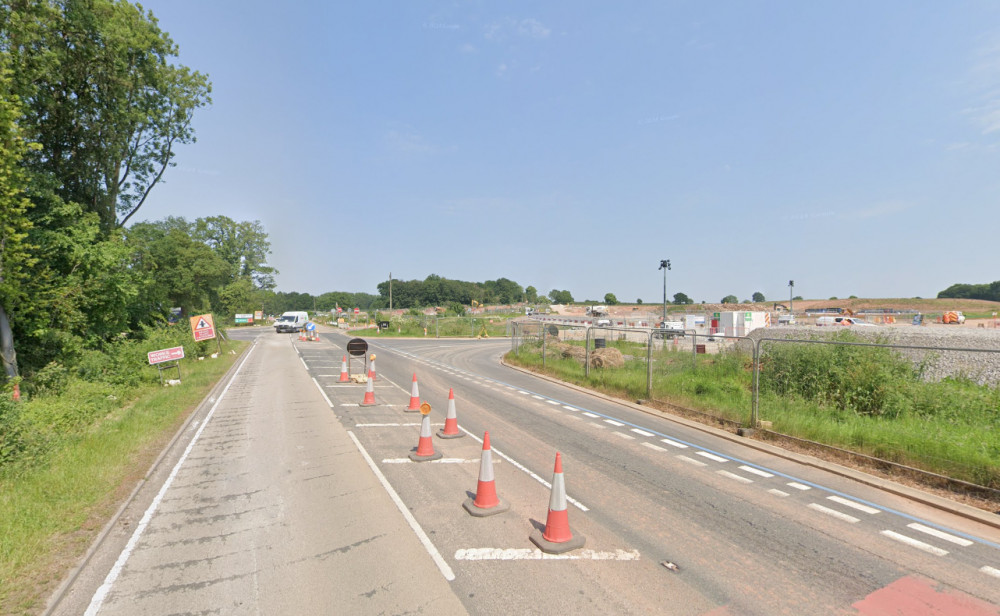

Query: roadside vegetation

[507,331,1000,492]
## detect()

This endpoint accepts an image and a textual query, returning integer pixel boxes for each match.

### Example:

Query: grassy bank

[0,337,246,615]
[508,335,1000,491]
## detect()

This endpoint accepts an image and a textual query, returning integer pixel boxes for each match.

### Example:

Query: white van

[274,311,309,333]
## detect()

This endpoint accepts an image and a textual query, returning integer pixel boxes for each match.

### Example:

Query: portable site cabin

[710,311,770,337]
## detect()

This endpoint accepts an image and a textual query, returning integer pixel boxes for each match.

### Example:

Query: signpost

[234,313,253,325]
[189,313,222,354]
[148,346,184,385]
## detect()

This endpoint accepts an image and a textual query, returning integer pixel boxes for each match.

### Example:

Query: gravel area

[750,325,1000,386]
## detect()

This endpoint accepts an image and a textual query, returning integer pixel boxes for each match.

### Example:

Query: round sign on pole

[346,338,368,357]
[419,402,432,415]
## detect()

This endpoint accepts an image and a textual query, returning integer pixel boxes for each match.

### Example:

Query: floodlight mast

[659,259,671,322]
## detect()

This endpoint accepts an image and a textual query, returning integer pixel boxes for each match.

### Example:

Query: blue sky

[135,1,1000,304]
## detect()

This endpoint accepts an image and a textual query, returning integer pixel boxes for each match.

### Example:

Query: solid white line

[695,451,728,463]
[677,455,707,467]
[85,343,259,616]
[660,438,688,449]
[604,419,624,427]
[880,530,948,556]
[906,523,973,547]
[630,428,654,437]
[455,548,640,561]
[787,482,811,491]
[641,442,667,452]
[382,458,491,464]
[827,496,880,515]
[716,470,753,484]
[458,427,589,512]
[348,431,456,580]
[808,503,860,524]
[739,465,774,478]
[312,377,334,408]
[613,432,635,440]
[299,356,309,370]
[355,423,425,427]
[768,489,790,497]
[981,566,1000,579]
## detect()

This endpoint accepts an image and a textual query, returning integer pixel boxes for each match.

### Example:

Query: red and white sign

[148,346,185,365]
[354,307,360,314]
[189,313,216,341]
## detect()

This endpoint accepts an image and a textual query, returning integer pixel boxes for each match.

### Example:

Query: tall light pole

[788,280,794,316]
[659,259,671,323]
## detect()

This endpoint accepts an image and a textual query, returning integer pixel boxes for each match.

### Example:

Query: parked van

[274,311,309,333]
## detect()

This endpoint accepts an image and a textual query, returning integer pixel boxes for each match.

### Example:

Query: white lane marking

[603,419,625,427]
[348,432,455,580]
[613,432,636,440]
[299,357,309,370]
[532,395,545,400]
[583,412,600,418]
[356,423,425,427]
[717,470,753,484]
[787,482,811,491]
[518,390,530,395]
[768,489,790,497]
[382,458,495,464]
[458,427,589,512]
[677,455,707,467]
[641,442,667,452]
[660,438,688,449]
[906,523,974,547]
[827,496,880,515]
[546,399,560,405]
[808,503,860,524]
[880,530,949,556]
[312,377,334,408]
[981,566,1000,579]
[585,422,607,429]
[566,414,583,421]
[85,343,260,615]
[631,428,654,437]
[695,451,727,463]
[455,548,640,561]
[562,405,577,411]
[739,465,773,478]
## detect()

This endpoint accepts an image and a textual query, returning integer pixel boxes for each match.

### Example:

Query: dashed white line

[583,412,600,418]
[660,438,688,449]
[518,390,530,395]
[641,442,667,452]
[880,530,948,556]
[738,465,773,478]
[716,470,753,484]
[532,395,545,400]
[906,523,973,547]
[695,451,728,463]
[382,458,491,464]
[604,419,625,427]
[981,566,1000,579]
[546,399,560,405]
[827,496,880,515]
[613,432,636,440]
[677,455,707,467]
[787,482,811,491]
[808,503,860,524]
[768,489,790,497]
[562,405,577,411]
[631,428,655,437]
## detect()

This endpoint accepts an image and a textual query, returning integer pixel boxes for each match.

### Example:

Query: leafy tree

[191,217,276,289]
[721,295,738,304]
[3,0,212,234]
[752,291,765,303]
[604,293,618,305]
[672,292,693,305]
[793,295,803,301]
[218,279,259,318]
[636,298,642,304]
[549,289,574,304]
[525,286,538,302]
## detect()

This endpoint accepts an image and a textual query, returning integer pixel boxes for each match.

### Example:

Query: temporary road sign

[190,314,216,341]
[148,346,185,365]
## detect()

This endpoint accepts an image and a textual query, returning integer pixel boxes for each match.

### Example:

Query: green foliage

[938,280,1000,301]
[604,293,618,305]
[672,292,692,305]
[752,291,765,302]
[525,286,538,302]
[549,289,574,304]
[721,295,738,304]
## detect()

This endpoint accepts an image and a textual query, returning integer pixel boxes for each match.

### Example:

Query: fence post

[647,330,653,398]
[542,326,547,369]
[751,338,762,428]
[585,326,591,378]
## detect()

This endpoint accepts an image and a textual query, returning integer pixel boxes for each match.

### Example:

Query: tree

[604,293,618,305]
[4,0,212,234]
[721,295,738,304]
[636,298,642,304]
[672,292,693,305]
[752,291,765,303]
[549,289,573,304]
[525,286,538,302]
[191,217,276,289]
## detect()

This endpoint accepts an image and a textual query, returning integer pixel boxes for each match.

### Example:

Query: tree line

[938,281,1000,302]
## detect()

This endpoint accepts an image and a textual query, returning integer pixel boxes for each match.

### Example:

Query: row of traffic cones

[298,330,320,342]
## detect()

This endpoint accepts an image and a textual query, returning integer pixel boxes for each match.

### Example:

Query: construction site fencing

[509,320,1000,494]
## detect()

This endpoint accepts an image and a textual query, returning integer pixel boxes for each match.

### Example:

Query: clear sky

[135,1,1000,304]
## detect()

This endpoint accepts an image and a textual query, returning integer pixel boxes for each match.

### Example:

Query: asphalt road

[47,326,1000,615]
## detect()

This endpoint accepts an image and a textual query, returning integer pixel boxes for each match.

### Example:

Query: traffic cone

[368,357,376,381]
[530,452,585,554]
[437,388,464,438]
[405,373,421,412]
[299,331,306,341]
[463,431,509,517]
[408,407,442,462]
[338,356,350,382]
[359,377,376,406]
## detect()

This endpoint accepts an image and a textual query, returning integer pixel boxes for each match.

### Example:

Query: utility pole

[659,259,671,323]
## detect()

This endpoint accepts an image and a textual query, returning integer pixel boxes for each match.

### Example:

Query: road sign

[148,346,185,365]
[354,307,360,314]
[190,314,216,341]
[235,313,253,324]
[346,338,368,356]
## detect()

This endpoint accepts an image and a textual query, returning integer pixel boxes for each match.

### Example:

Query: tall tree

[191,216,276,289]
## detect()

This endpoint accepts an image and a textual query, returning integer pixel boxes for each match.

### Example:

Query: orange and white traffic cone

[530,452,585,553]
[408,404,442,462]
[359,377,376,406]
[405,373,421,412]
[338,356,350,382]
[437,388,464,438]
[368,356,376,382]
[463,431,509,517]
